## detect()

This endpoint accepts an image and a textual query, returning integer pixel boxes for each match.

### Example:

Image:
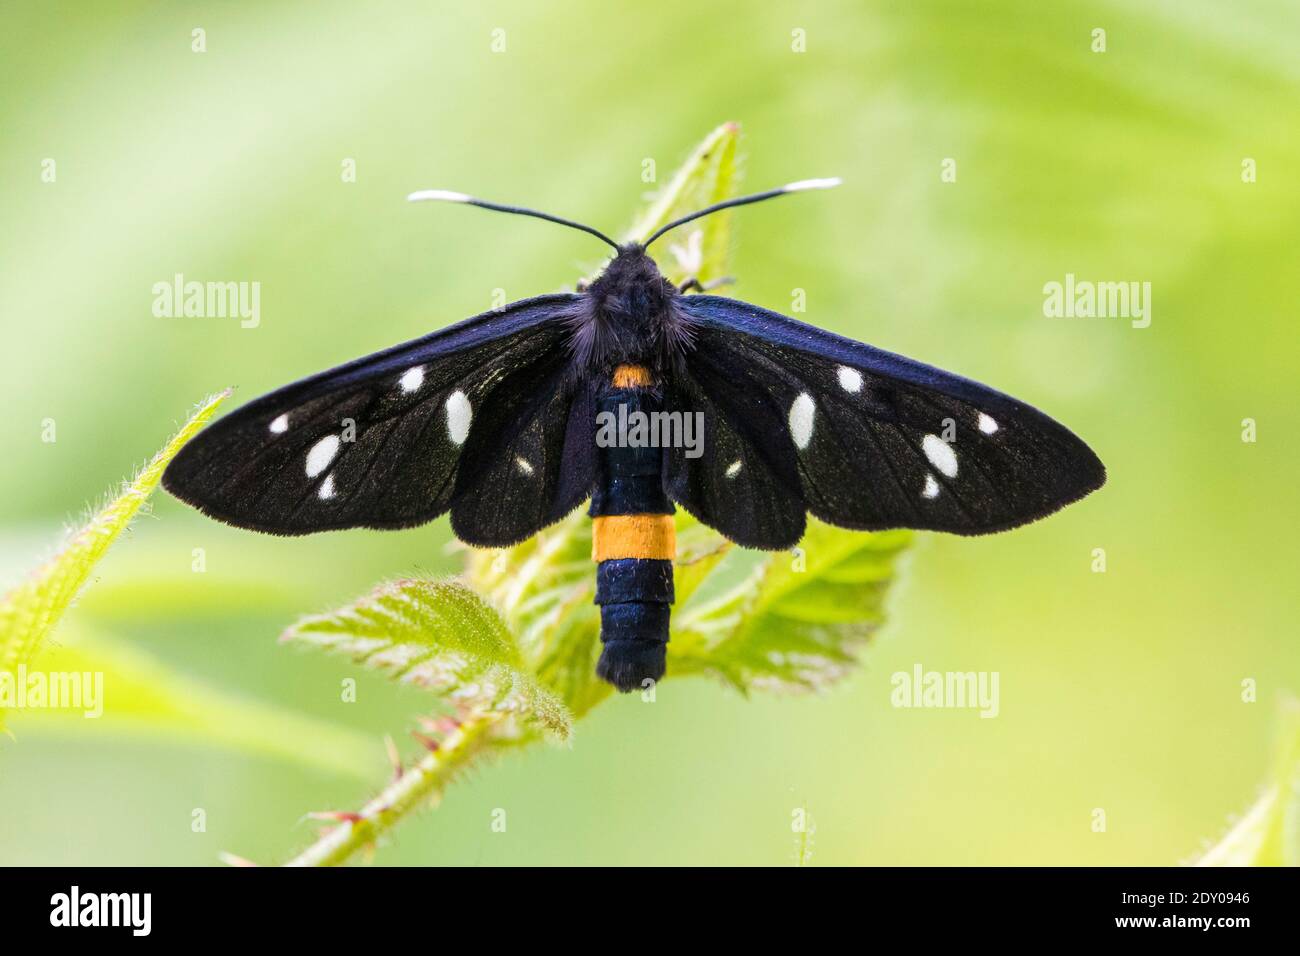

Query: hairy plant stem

[283,714,500,867]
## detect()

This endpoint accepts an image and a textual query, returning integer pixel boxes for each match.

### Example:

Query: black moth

[163,179,1105,692]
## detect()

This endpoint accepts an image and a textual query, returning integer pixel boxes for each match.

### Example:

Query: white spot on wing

[446,390,471,444]
[922,433,958,478]
[399,366,425,393]
[515,456,534,476]
[837,366,863,393]
[318,474,335,500]
[922,473,940,499]
[305,435,340,478]
[789,393,816,449]
[725,459,743,478]
[269,414,288,434]
[978,412,999,434]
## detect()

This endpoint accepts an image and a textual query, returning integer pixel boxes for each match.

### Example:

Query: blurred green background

[2,0,1297,865]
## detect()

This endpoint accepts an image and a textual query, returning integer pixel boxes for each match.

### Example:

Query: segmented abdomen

[590,364,675,692]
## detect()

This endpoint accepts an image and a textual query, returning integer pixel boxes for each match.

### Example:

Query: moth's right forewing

[670,295,1106,539]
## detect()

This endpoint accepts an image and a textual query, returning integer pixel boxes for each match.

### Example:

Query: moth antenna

[642,177,842,248]
[407,189,620,251]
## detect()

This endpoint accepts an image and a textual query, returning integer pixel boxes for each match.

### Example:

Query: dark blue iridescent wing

[667,295,1106,547]
[163,294,594,543]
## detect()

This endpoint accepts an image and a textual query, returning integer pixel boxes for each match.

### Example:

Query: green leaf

[672,511,735,607]
[280,578,571,739]
[10,624,382,781]
[1196,696,1300,867]
[625,120,741,285]
[465,511,608,719]
[0,390,230,723]
[670,521,913,693]
[463,513,734,716]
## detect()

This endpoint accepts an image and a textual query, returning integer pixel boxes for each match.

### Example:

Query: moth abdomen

[593,557,674,692]
[590,364,676,692]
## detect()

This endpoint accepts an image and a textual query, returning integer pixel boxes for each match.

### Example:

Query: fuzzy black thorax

[566,246,695,377]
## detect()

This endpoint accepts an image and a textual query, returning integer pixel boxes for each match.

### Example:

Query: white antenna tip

[783,177,842,193]
[407,189,473,204]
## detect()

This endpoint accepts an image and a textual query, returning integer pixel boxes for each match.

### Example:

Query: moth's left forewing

[162,294,586,536]
[673,296,1106,537]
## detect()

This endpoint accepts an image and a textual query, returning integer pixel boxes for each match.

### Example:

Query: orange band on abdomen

[592,514,676,561]
[612,364,653,388]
